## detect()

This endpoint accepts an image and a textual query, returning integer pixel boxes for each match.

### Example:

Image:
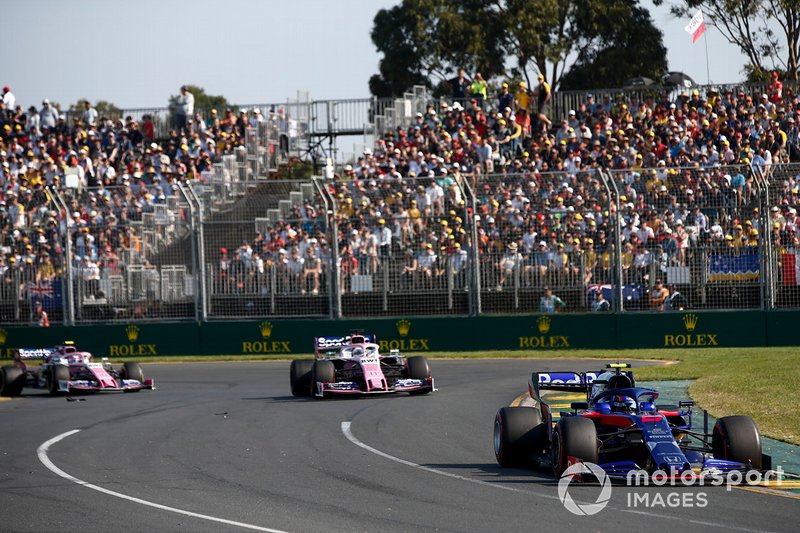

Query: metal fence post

[599,170,624,311]
[313,177,341,318]
[51,188,75,326]
[461,179,481,315]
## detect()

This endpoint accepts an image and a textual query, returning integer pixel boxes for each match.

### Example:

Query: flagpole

[704,30,711,84]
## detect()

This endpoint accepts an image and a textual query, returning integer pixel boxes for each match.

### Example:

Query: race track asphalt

[0,359,797,533]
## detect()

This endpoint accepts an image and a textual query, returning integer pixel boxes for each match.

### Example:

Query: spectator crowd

[3,72,800,320]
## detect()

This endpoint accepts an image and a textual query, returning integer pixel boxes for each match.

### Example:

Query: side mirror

[571,401,588,411]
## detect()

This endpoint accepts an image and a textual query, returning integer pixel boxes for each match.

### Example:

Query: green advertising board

[0,310,794,358]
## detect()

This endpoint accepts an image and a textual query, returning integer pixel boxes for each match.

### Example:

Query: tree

[369,0,669,96]
[167,85,229,114]
[559,3,668,89]
[368,0,506,97]
[656,0,800,81]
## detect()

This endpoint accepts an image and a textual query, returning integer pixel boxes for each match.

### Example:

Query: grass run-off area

[115,347,800,446]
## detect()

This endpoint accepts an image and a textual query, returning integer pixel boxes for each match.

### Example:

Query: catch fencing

[5,163,800,325]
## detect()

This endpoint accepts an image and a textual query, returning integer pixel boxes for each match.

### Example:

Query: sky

[1,0,759,112]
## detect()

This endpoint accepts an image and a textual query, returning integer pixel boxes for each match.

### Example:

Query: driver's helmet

[611,395,637,413]
[352,347,364,358]
[68,354,83,364]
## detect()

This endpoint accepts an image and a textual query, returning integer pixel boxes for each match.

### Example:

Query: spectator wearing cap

[534,73,552,132]
[39,99,58,129]
[496,241,522,291]
[376,218,392,258]
[497,82,513,114]
[469,72,488,109]
[539,286,566,313]
[591,289,610,312]
[417,242,437,284]
[2,86,15,118]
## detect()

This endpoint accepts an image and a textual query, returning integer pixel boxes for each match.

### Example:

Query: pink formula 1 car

[0,342,154,396]
[290,332,434,398]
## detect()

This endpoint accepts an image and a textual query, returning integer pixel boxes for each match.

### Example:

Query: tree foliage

[369,0,668,96]
[655,0,800,81]
[67,99,122,120]
[167,85,229,113]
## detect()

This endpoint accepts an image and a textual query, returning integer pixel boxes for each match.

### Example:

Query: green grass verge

[108,347,799,445]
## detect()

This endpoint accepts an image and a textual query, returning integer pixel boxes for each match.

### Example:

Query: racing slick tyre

[290,359,314,397]
[121,362,145,383]
[0,366,24,397]
[48,365,71,395]
[310,360,335,398]
[494,406,545,467]
[552,416,599,477]
[712,415,762,469]
[406,356,431,395]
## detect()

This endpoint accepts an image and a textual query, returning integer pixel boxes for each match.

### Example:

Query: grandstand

[2,77,800,325]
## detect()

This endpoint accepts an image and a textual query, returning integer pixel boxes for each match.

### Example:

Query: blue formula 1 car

[493,364,770,478]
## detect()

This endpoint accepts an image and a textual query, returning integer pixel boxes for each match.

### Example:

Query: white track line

[341,421,773,532]
[38,429,288,533]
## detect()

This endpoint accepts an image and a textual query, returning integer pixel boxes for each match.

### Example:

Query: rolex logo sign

[126,324,140,343]
[520,316,570,349]
[110,325,158,357]
[664,313,718,347]
[537,316,551,334]
[396,319,411,337]
[242,321,291,354]
[379,319,430,352]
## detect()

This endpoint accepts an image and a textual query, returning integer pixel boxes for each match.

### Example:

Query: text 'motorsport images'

[0,341,154,396]
[494,363,768,478]
[289,331,434,398]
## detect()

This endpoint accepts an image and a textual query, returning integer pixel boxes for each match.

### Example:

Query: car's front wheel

[0,366,24,397]
[406,356,431,395]
[48,365,70,395]
[712,415,762,469]
[552,416,598,477]
[121,362,145,383]
[290,359,314,397]
[310,360,335,398]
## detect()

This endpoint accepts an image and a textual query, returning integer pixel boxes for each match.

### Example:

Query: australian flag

[587,283,643,302]
[709,253,759,282]
[28,279,63,312]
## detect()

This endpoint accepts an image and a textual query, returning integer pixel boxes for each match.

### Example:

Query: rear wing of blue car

[529,371,603,400]
[314,334,377,356]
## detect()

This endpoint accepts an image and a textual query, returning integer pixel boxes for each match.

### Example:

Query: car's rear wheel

[712,415,762,469]
[494,406,545,467]
[406,356,431,395]
[0,366,24,397]
[310,360,335,398]
[552,416,599,477]
[290,359,314,397]
[49,365,70,395]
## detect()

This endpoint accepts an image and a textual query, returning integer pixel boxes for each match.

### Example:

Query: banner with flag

[781,252,800,285]
[28,279,63,312]
[587,284,643,302]
[684,9,706,43]
[709,253,759,282]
